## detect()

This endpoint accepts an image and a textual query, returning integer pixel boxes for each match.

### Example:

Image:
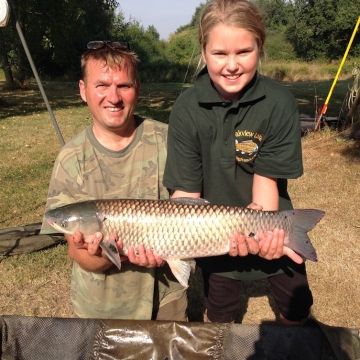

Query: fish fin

[286,209,325,262]
[100,239,122,270]
[182,258,196,273]
[167,259,195,288]
[170,197,210,206]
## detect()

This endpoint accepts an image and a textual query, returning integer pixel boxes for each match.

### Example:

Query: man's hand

[83,232,165,268]
[80,232,128,262]
[127,245,166,268]
[66,232,114,272]
[71,231,89,250]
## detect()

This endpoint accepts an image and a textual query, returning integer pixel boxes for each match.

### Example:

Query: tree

[175,2,206,34]
[253,0,292,31]
[0,32,15,88]
[110,13,174,82]
[146,25,160,41]
[0,0,118,85]
[286,0,360,61]
[111,15,163,63]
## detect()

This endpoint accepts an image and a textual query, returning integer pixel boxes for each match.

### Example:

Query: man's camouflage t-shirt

[41,116,185,319]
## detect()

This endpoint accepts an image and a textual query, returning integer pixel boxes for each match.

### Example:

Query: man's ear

[79,80,87,102]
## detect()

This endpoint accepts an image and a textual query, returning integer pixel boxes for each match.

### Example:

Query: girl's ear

[259,41,264,54]
[201,47,207,65]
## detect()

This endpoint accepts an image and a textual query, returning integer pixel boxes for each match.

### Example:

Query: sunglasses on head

[87,40,131,51]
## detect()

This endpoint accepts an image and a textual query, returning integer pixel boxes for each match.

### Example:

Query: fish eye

[60,221,67,228]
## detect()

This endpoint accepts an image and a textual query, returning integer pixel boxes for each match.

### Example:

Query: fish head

[45,201,101,240]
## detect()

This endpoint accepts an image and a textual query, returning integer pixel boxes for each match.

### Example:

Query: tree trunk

[0,33,15,89]
[13,10,26,86]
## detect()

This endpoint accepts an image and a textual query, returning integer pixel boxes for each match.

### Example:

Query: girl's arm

[252,174,279,211]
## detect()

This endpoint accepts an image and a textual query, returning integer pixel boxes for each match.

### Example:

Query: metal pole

[7,0,65,146]
[315,15,360,131]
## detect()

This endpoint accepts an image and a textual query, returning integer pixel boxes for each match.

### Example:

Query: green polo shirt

[163,68,303,280]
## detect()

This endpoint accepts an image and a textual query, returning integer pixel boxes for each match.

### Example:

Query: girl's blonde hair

[199,0,266,52]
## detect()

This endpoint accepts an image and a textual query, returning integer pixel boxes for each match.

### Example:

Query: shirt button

[225,140,228,145]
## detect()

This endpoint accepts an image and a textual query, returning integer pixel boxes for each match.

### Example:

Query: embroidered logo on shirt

[235,140,258,155]
[235,130,262,163]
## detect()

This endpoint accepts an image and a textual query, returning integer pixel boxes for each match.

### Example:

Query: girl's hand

[258,229,303,264]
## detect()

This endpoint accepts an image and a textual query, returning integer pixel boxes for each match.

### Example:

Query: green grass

[283,79,351,117]
[1,68,360,328]
[0,77,353,228]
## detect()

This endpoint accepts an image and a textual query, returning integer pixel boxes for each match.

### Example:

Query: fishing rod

[315,15,360,132]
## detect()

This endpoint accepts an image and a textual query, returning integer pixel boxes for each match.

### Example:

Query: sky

[117,0,204,40]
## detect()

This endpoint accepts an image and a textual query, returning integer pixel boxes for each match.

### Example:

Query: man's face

[79,58,140,134]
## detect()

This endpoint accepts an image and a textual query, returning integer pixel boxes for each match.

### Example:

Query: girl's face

[202,24,260,102]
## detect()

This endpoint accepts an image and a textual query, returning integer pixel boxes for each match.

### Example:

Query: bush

[264,32,297,62]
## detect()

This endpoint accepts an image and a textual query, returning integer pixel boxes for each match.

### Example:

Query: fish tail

[286,209,325,262]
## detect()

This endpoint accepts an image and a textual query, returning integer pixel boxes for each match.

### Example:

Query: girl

[164,0,313,325]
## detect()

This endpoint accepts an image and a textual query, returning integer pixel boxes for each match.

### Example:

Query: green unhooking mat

[0,316,359,359]
[0,223,64,258]
[0,225,359,359]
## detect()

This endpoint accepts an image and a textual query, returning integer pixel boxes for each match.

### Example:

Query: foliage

[166,30,199,64]
[1,0,360,84]
[110,11,198,83]
[264,31,297,61]
[253,0,292,31]
[285,0,360,61]
[175,2,206,34]
[0,0,117,84]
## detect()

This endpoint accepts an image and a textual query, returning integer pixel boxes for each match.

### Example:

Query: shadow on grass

[0,81,186,124]
[0,78,351,124]
[136,83,185,123]
[284,79,351,117]
[0,81,83,121]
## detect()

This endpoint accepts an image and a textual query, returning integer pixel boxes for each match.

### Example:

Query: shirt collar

[195,67,265,106]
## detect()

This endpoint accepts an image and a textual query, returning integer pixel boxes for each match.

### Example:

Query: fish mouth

[45,217,58,228]
[45,217,66,234]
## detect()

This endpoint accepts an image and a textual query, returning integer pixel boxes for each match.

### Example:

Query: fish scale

[94,199,293,259]
[45,198,325,287]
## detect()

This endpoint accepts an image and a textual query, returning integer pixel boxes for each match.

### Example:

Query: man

[41,41,187,320]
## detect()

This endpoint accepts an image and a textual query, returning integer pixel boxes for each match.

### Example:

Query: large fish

[45,198,324,287]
